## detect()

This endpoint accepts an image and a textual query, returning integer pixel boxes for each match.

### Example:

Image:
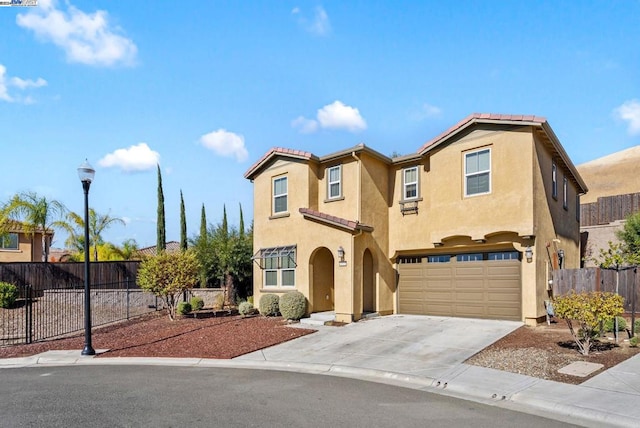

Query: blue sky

[2,0,639,249]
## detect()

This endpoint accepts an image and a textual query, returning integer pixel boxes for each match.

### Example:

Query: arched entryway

[310,247,335,312]
[362,248,375,313]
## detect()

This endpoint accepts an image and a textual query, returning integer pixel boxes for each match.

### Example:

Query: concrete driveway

[236,315,522,380]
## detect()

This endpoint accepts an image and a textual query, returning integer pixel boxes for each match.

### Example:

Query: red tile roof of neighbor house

[417,113,547,153]
[136,241,181,257]
[299,208,373,233]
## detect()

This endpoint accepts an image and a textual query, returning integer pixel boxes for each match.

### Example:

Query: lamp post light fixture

[78,159,96,356]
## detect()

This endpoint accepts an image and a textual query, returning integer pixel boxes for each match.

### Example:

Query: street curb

[1,354,637,427]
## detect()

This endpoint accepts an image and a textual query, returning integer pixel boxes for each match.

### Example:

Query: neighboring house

[136,241,181,258]
[0,221,54,262]
[245,113,588,325]
[576,147,640,267]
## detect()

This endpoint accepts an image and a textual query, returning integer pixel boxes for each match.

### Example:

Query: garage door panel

[398,256,521,321]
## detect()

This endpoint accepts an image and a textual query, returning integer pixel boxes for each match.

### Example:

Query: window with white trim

[488,251,520,261]
[272,176,288,215]
[427,255,450,263]
[464,149,491,196]
[563,176,568,210]
[327,165,342,200]
[258,247,296,287]
[403,166,418,200]
[552,161,558,200]
[0,233,18,250]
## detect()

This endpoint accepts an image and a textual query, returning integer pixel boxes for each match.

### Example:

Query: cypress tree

[239,203,245,239]
[156,164,166,255]
[221,204,228,240]
[180,190,187,252]
[200,204,207,239]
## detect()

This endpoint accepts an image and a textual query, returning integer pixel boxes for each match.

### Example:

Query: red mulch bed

[0,311,315,359]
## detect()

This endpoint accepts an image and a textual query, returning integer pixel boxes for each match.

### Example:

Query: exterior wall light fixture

[525,246,533,263]
[337,246,347,267]
[557,249,565,269]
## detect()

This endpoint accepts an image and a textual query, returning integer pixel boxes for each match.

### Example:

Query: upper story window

[272,176,288,214]
[0,233,19,250]
[563,176,568,210]
[403,166,419,200]
[327,165,342,200]
[464,148,491,196]
[552,161,558,200]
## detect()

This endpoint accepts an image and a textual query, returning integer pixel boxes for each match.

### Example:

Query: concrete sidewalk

[2,315,639,427]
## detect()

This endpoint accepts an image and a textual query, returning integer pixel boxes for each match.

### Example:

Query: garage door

[398,252,521,321]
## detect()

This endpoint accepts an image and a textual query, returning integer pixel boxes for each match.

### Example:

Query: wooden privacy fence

[551,267,639,313]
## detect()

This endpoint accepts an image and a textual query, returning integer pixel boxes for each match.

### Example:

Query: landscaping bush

[279,291,307,321]
[0,282,18,309]
[190,296,205,311]
[247,295,254,305]
[259,293,279,316]
[554,291,624,356]
[630,336,639,348]
[238,301,254,316]
[603,316,627,332]
[177,301,192,315]
[635,319,640,333]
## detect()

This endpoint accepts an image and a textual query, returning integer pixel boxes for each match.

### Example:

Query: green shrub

[279,291,307,321]
[635,319,640,333]
[177,301,192,315]
[630,336,639,348]
[603,316,627,332]
[190,296,204,311]
[259,294,279,316]
[0,282,18,309]
[554,291,624,356]
[247,295,254,305]
[238,301,254,316]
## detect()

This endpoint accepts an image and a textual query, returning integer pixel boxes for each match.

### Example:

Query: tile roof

[299,208,373,233]
[136,241,181,257]
[417,113,547,154]
[244,147,316,179]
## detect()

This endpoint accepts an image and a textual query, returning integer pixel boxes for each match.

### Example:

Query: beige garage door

[398,252,521,321]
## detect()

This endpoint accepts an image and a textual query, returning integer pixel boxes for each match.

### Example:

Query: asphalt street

[0,366,581,428]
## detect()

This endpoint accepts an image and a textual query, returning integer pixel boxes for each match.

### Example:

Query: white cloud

[10,76,47,89]
[293,100,367,134]
[291,116,319,134]
[16,0,137,67]
[615,99,640,136]
[0,64,47,103]
[199,129,249,162]
[292,5,331,36]
[411,103,442,121]
[98,143,160,172]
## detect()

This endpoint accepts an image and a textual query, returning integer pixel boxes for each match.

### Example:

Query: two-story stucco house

[245,114,588,325]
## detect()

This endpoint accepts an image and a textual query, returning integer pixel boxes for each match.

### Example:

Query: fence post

[25,284,33,345]
[126,277,130,320]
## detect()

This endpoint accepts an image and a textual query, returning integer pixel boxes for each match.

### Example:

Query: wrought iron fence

[1,262,159,346]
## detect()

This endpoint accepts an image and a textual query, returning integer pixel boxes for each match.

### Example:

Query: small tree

[137,250,200,320]
[554,291,624,356]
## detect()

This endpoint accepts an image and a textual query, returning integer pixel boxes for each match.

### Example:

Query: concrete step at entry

[299,311,335,326]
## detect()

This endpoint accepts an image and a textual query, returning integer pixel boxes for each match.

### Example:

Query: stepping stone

[558,361,604,377]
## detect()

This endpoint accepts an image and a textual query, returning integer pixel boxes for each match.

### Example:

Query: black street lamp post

[78,160,96,356]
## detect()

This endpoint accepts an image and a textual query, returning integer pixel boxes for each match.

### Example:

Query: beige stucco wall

[580,221,624,267]
[0,232,47,262]
[531,133,582,323]
[249,124,583,325]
